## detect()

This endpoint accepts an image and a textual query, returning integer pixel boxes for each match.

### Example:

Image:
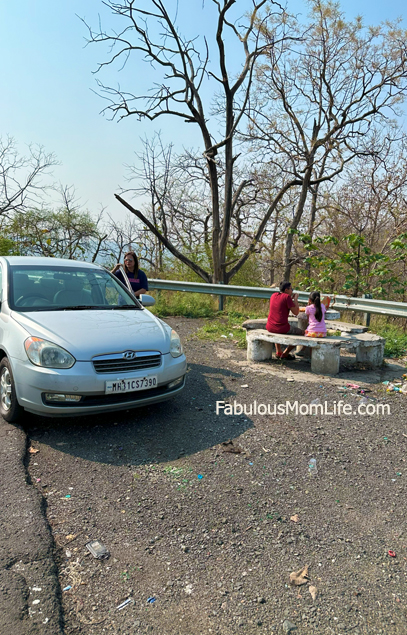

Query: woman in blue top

[112,251,148,298]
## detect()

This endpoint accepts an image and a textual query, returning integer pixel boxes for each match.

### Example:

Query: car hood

[11,309,170,360]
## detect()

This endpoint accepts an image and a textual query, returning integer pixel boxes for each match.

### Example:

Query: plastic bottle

[308,458,318,477]
[400,384,407,394]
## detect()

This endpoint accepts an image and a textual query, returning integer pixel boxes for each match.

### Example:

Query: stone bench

[246,330,349,374]
[245,329,385,375]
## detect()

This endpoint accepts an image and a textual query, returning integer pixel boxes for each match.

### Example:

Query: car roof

[1,256,102,269]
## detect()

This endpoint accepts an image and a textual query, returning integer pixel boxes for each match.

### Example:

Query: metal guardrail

[148,278,407,319]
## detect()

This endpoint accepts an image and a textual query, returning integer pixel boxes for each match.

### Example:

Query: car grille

[92,352,161,374]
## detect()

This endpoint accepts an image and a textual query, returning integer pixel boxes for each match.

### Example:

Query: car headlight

[169,329,183,358]
[24,337,76,368]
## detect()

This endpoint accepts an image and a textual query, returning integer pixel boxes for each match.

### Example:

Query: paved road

[0,418,63,635]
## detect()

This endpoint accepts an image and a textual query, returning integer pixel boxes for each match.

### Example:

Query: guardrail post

[218,281,224,312]
[362,293,372,327]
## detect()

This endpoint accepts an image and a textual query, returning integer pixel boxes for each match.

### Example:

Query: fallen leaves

[309,585,318,600]
[289,565,310,586]
[290,514,300,523]
[28,447,39,454]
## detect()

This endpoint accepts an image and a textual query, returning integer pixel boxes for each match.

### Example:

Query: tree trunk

[283,168,312,280]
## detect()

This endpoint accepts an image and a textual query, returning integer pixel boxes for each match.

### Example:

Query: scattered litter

[346,383,360,389]
[287,378,295,382]
[289,565,310,586]
[310,398,320,405]
[32,587,42,592]
[63,585,72,592]
[28,447,39,454]
[221,335,227,338]
[36,478,41,483]
[290,514,299,523]
[65,495,71,499]
[197,474,203,479]
[147,597,156,604]
[359,397,369,405]
[65,549,72,558]
[388,550,396,558]
[308,458,318,477]
[240,384,249,388]
[248,462,253,466]
[184,584,193,595]
[32,599,40,605]
[309,585,318,600]
[382,381,390,386]
[86,540,110,560]
[116,598,134,610]
[262,447,270,452]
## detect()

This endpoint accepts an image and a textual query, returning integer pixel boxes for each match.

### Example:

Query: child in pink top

[299,291,331,337]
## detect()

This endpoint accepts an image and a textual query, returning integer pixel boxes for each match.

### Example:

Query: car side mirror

[139,294,156,307]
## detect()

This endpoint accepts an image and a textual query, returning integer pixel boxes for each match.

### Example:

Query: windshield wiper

[111,304,142,310]
[52,305,103,311]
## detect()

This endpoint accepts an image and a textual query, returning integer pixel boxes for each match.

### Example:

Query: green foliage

[0,236,19,256]
[295,232,406,298]
[150,291,216,318]
[374,323,407,359]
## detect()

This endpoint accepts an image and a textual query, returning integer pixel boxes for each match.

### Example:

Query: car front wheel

[0,358,23,422]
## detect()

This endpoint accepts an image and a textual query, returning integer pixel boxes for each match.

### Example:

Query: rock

[282,620,297,633]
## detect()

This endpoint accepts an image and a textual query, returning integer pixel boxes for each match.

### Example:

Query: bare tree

[84,0,292,283]
[0,136,57,217]
[251,1,407,279]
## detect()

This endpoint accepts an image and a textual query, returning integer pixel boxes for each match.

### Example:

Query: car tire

[0,357,23,422]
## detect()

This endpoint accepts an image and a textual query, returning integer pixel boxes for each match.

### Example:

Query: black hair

[309,291,322,321]
[279,280,292,293]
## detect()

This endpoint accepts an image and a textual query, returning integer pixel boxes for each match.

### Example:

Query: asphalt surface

[0,418,63,635]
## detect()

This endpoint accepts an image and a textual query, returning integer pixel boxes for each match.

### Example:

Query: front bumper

[11,354,187,417]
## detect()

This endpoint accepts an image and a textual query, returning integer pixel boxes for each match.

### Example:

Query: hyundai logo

[123,351,137,360]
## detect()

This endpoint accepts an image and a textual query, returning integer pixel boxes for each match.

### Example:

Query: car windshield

[8,265,142,312]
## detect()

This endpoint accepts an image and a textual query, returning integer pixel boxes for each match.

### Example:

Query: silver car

[0,257,186,421]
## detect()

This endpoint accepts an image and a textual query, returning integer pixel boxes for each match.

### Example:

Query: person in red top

[266,281,304,359]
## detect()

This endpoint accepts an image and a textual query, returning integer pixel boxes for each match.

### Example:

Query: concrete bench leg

[356,343,384,368]
[247,338,274,362]
[311,344,340,375]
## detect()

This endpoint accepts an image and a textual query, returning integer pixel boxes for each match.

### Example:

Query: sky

[1,0,406,222]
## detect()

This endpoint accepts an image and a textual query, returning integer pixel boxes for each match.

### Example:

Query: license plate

[105,375,158,394]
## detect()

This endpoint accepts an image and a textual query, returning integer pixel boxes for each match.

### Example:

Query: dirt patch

[24,317,407,634]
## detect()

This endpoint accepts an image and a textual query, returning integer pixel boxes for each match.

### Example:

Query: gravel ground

[24,317,407,634]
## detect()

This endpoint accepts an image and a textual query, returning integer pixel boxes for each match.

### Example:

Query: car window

[8,265,141,312]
